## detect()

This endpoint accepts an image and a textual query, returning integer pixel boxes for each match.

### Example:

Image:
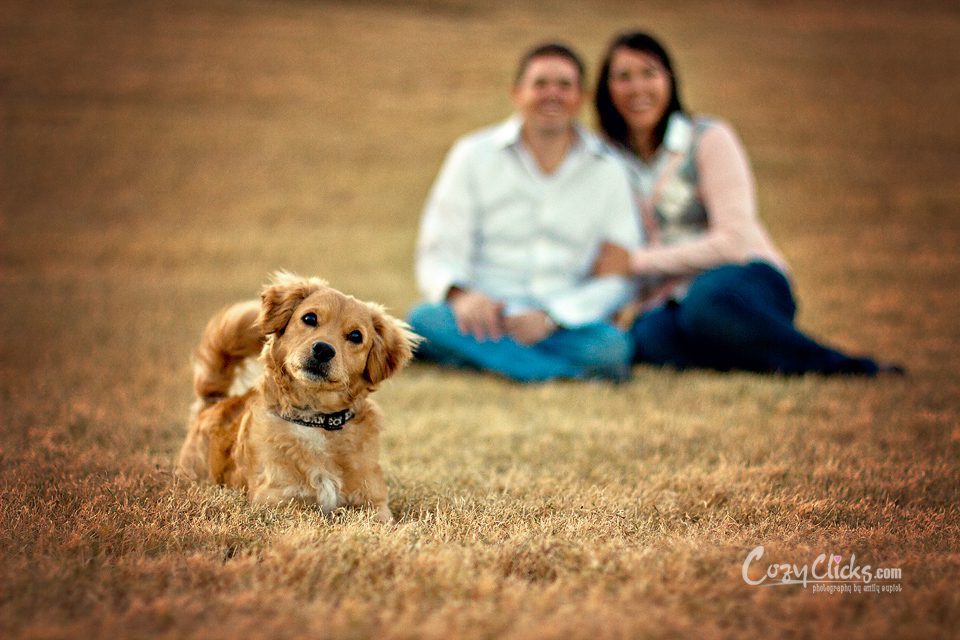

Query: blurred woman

[592,31,900,375]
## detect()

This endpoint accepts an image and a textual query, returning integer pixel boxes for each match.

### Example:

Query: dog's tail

[192,300,263,404]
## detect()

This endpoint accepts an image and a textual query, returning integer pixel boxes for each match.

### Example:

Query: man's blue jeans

[408,303,632,383]
[632,261,880,375]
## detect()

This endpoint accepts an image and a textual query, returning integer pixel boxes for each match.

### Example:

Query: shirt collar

[621,112,693,170]
[493,114,605,158]
[662,111,694,153]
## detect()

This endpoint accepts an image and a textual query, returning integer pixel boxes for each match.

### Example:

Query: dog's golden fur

[177,272,419,522]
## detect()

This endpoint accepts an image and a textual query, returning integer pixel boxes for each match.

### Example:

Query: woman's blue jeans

[407,303,632,383]
[632,261,879,375]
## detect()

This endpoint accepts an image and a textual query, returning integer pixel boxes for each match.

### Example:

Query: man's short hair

[514,42,586,87]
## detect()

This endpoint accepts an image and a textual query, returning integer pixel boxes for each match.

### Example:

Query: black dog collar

[274,407,356,431]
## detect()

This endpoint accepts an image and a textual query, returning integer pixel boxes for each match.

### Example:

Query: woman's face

[607,47,672,138]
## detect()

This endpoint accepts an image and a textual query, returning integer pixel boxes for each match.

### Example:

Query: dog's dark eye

[346,330,364,344]
[302,313,318,327]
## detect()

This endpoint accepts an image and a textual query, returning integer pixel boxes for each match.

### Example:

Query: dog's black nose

[311,341,336,363]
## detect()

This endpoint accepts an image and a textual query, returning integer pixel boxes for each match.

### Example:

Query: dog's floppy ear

[364,304,421,386]
[258,271,328,336]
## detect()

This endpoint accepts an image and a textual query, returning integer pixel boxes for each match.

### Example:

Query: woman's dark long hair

[595,32,686,153]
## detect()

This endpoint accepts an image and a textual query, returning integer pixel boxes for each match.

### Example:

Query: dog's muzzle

[303,341,336,378]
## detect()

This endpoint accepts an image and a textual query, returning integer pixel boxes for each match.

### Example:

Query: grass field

[2,0,959,638]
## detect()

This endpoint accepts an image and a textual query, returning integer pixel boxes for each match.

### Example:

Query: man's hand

[591,241,633,277]
[504,310,556,346]
[447,287,505,341]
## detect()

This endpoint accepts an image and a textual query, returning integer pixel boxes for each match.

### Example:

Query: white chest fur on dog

[309,472,343,513]
[239,411,346,512]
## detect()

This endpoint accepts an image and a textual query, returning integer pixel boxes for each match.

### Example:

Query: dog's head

[257,272,419,409]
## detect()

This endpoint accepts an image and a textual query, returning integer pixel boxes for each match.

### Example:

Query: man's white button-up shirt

[415,116,641,328]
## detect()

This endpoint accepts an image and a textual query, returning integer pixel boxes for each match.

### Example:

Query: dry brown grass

[2,0,959,638]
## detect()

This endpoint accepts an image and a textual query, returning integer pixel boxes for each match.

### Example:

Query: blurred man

[408,42,641,382]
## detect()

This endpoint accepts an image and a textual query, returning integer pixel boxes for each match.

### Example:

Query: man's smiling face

[512,54,584,137]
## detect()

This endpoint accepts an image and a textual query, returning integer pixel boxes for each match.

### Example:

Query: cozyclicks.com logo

[741,546,903,594]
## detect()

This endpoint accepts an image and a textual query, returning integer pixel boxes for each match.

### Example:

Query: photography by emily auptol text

[742,546,903,595]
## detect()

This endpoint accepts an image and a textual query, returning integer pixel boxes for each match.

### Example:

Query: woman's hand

[592,241,633,277]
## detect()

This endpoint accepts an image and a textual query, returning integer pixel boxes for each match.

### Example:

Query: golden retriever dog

[177,272,419,522]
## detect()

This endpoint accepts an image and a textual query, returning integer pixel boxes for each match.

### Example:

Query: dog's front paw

[375,504,394,524]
